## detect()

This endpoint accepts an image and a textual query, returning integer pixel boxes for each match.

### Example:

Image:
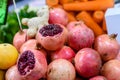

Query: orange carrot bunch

[46,0,115,36]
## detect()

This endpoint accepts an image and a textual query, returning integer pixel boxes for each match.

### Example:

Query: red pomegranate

[47,59,76,80]
[67,21,86,31]
[50,45,75,62]
[5,65,22,80]
[17,49,47,80]
[36,24,68,51]
[20,39,37,53]
[94,34,120,62]
[49,7,68,26]
[89,75,107,80]
[116,50,120,60]
[20,39,47,57]
[13,29,30,52]
[74,48,102,78]
[67,21,94,51]
[101,59,120,80]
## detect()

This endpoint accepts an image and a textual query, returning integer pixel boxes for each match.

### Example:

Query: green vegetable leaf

[0,5,37,44]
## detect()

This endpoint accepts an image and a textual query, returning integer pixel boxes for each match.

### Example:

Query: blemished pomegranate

[67,21,94,51]
[101,59,120,80]
[89,75,107,80]
[67,21,86,31]
[49,7,68,26]
[74,48,102,78]
[47,59,76,80]
[94,34,120,62]
[20,39,47,57]
[13,29,29,52]
[50,45,75,62]
[36,24,68,51]
[17,50,47,80]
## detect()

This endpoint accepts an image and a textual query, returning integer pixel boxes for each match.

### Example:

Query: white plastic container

[105,7,120,43]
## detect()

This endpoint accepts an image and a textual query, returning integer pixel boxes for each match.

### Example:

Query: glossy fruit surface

[0,43,18,69]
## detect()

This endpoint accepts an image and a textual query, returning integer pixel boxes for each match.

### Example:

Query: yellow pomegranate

[0,69,5,80]
[0,43,19,69]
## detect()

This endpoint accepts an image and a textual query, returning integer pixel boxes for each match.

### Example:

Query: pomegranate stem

[109,33,117,39]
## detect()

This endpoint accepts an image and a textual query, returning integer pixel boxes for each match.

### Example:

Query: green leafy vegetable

[0,5,37,44]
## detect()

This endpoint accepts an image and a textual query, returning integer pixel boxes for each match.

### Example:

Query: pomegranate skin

[36,24,68,51]
[20,39,47,57]
[17,50,47,80]
[20,39,37,53]
[74,48,102,78]
[89,76,107,80]
[101,59,120,80]
[94,34,120,62]
[49,7,68,26]
[13,29,29,52]
[50,45,75,62]
[5,65,22,80]
[116,50,120,60]
[75,78,83,80]
[67,22,94,51]
[47,59,76,80]
[67,21,86,31]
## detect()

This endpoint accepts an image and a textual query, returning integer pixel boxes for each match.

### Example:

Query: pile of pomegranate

[6,7,120,80]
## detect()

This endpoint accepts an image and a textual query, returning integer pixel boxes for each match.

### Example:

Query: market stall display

[0,0,120,80]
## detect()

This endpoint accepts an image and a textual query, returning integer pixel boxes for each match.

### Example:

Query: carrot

[88,11,94,16]
[82,0,88,1]
[66,12,77,22]
[102,18,107,33]
[59,0,74,5]
[52,4,63,9]
[46,0,59,6]
[76,11,105,36]
[68,11,76,16]
[74,0,80,3]
[93,10,104,23]
[63,0,114,11]
[79,0,88,2]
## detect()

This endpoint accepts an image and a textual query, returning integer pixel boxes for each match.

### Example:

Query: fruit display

[0,0,120,80]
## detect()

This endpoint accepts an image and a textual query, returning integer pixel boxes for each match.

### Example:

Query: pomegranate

[94,34,120,62]
[75,77,84,80]
[67,21,85,31]
[20,39,37,53]
[36,24,68,51]
[74,48,102,78]
[47,59,76,80]
[49,7,68,26]
[5,65,22,80]
[17,50,47,80]
[67,21,94,51]
[20,39,47,57]
[101,59,120,80]
[116,50,120,60]
[89,76,107,80]
[13,29,30,52]
[50,45,75,62]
